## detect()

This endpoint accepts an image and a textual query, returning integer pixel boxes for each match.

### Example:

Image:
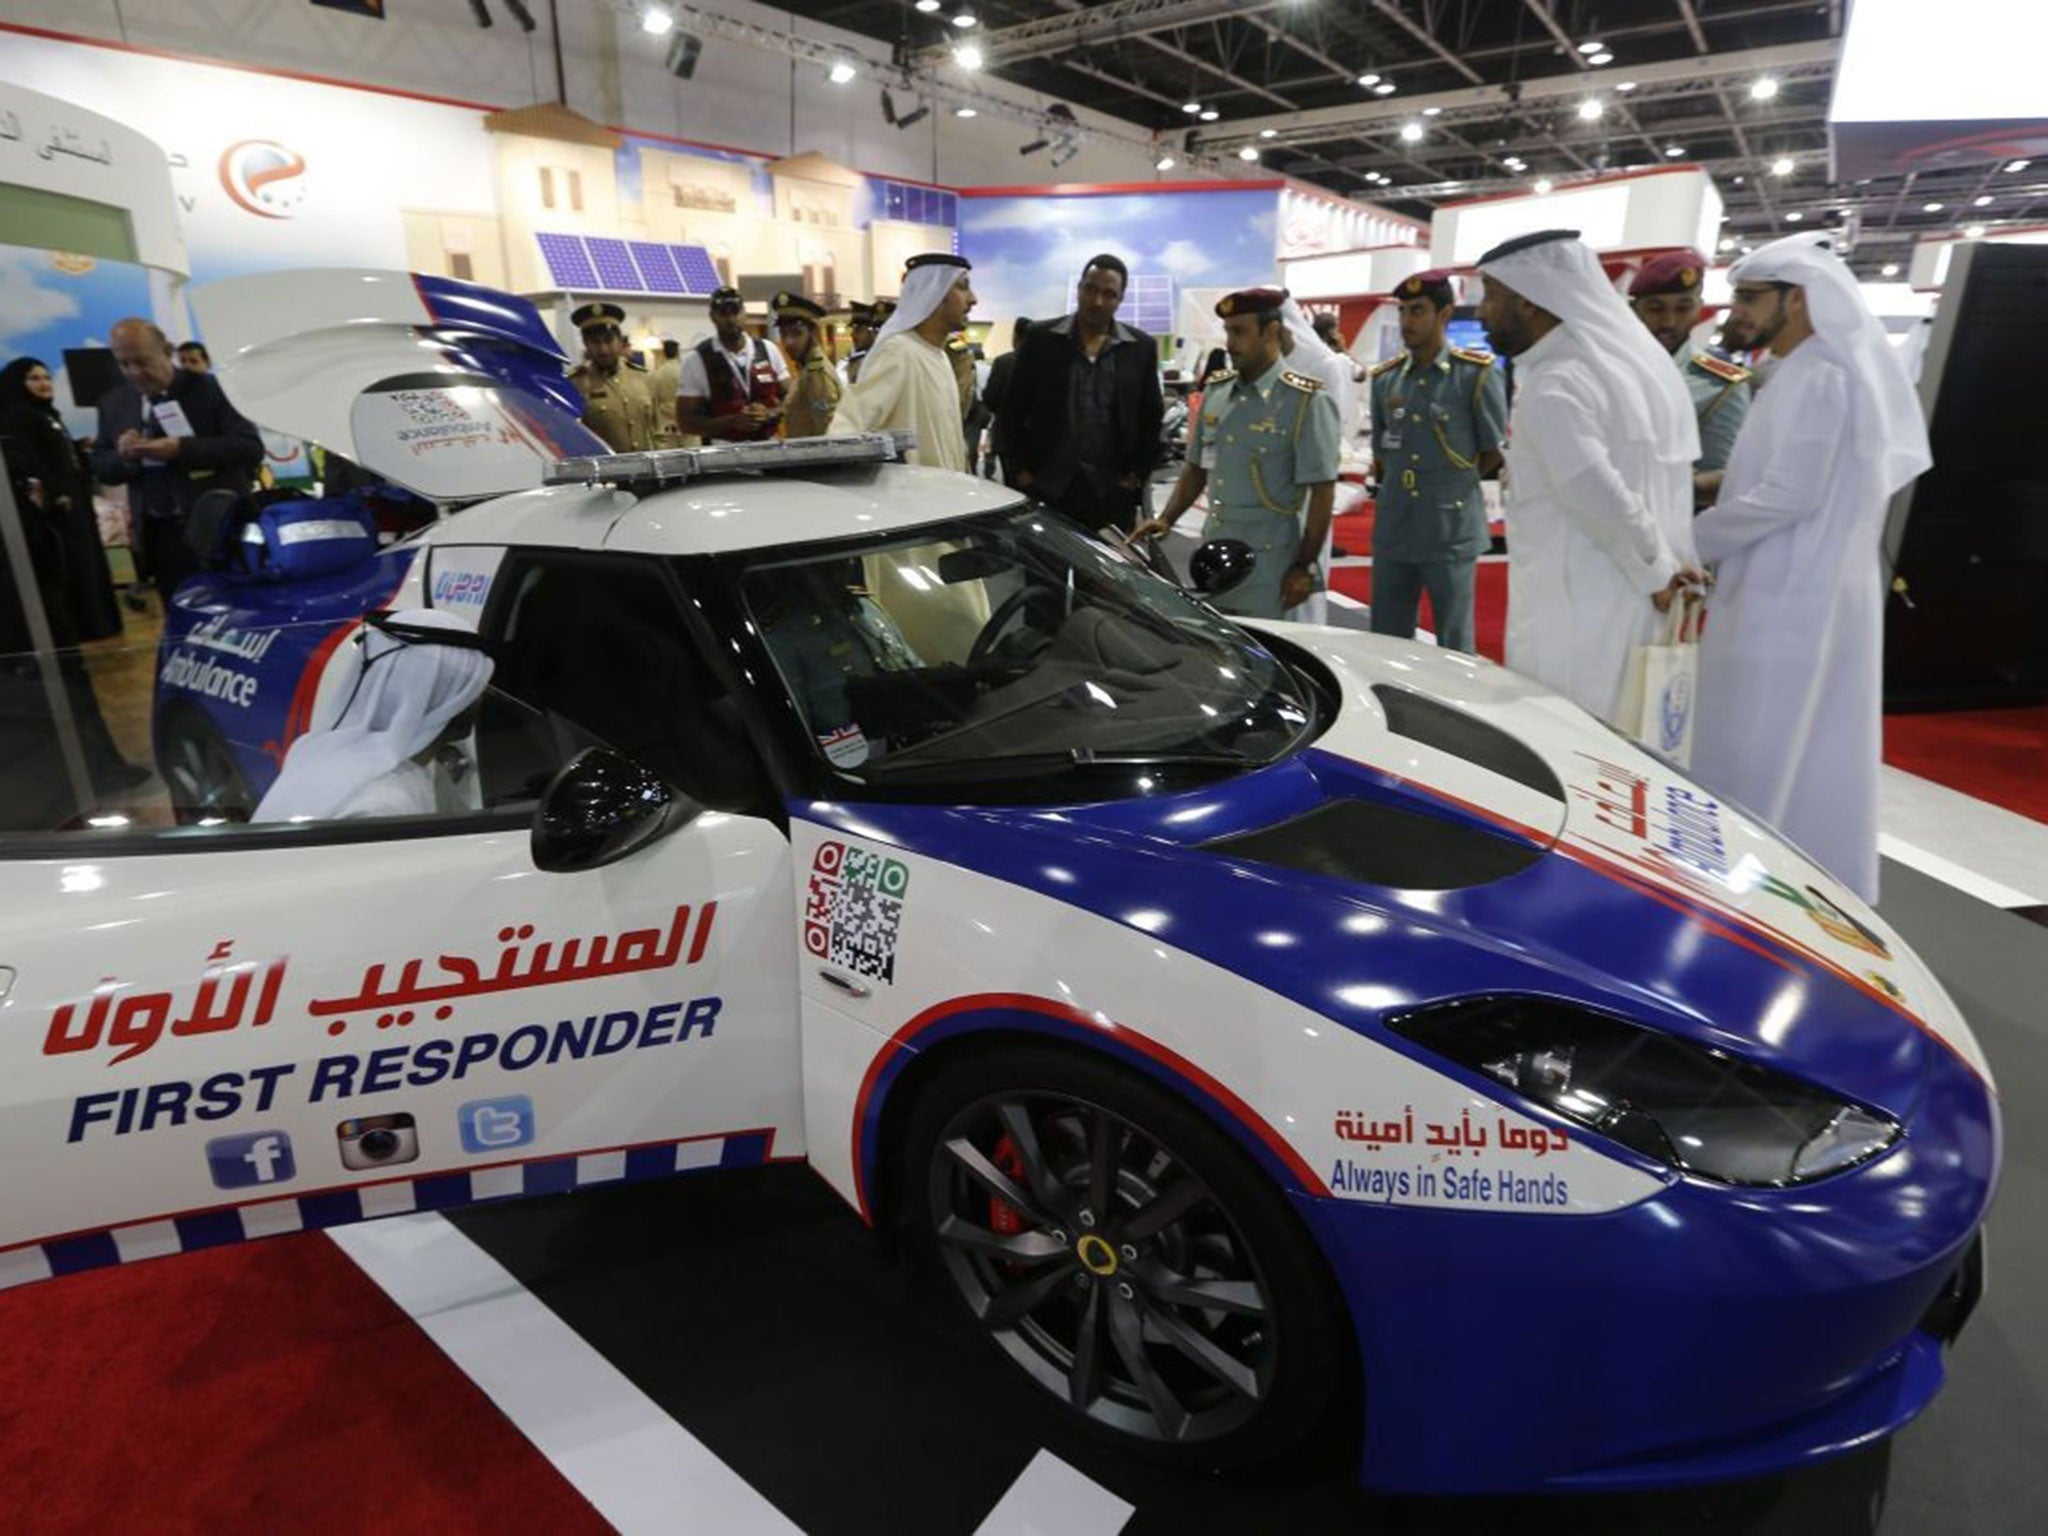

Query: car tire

[158,708,258,824]
[901,1043,1349,1470]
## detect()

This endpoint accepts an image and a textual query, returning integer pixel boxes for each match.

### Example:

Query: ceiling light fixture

[1533,177,1554,194]
[1373,81,1397,96]
[951,10,977,27]
[1182,101,1202,114]
[640,4,674,35]
[915,0,941,10]
[1259,128,1278,139]
[1356,73,1381,88]
[1784,211,1804,222]
[2006,159,2031,173]
[1771,156,1795,176]
[1156,155,1176,171]
[894,104,930,129]
[1589,51,1614,66]
[1615,80,1637,91]
[1239,146,1260,161]
[1199,109,1219,121]
[954,43,983,71]
[1577,40,1604,54]
[1577,98,1604,120]
[1750,76,1779,101]
[1965,223,1987,238]
[1974,194,1994,206]
[1881,263,1900,276]
[954,106,976,118]
[1923,201,1944,212]
[1666,146,1686,158]
[828,60,857,85]
[1400,121,1424,142]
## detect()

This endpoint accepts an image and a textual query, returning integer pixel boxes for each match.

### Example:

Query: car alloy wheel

[906,1047,1344,1465]
[160,712,256,824]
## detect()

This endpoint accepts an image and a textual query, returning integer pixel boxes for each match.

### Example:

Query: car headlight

[1388,997,1900,1187]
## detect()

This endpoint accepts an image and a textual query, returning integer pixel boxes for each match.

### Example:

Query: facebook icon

[206,1131,297,1189]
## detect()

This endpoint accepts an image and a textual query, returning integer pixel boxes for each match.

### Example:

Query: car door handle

[817,968,870,1000]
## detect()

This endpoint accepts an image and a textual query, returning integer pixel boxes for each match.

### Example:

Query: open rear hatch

[191,269,609,502]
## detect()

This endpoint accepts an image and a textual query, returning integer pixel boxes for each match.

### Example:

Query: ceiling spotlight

[1615,80,1637,92]
[1156,155,1176,171]
[894,102,930,130]
[1923,201,1944,212]
[1422,106,1442,117]
[640,4,673,35]
[1019,137,1050,156]
[951,10,977,27]
[1719,236,1737,251]
[828,60,857,85]
[1182,101,1202,114]
[1732,173,1745,184]
[1965,223,1987,238]
[1589,52,1614,66]
[954,106,977,118]
[1881,262,1900,276]
[1357,73,1381,87]
[1373,81,1397,96]
[916,0,941,9]
[1533,177,1554,194]
[1260,128,1277,138]
[1399,121,1424,142]
[1200,109,1219,121]
[1784,211,1804,222]
[2006,159,2031,172]
[1750,76,1779,101]
[1239,146,1260,161]
[954,43,983,70]
[1577,40,1604,54]
[1050,141,1080,168]
[1771,156,1795,176]
[1974,194,1994,206]
[1577,98,1604,120]
[1665,145,1686,158]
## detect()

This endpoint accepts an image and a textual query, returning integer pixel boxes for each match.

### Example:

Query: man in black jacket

[998,254,1163,535]
[93,317,263,602]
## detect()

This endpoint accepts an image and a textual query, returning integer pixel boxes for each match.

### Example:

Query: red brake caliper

[990,1134,1027,1237]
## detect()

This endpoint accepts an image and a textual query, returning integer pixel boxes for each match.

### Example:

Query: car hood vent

[1199,797,1547,891]
[1371,684,1564,802]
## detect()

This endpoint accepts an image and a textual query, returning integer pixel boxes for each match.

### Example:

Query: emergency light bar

[543,430,919,490]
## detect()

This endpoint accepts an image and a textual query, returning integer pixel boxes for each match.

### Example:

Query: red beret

[1393,268,1455,304]
[1630,248,1709,297]
[1215,287,1288,318]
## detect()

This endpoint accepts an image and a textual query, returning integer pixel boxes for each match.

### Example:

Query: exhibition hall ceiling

[777,0,2046,271]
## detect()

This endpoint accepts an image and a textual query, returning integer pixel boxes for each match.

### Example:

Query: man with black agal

[830,254,977,473]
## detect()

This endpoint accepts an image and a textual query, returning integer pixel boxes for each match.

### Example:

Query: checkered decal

[802,840,911,984]
[0,1130,775,1291]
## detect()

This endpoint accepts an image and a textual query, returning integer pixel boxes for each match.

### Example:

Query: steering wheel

[967,585,1059,667]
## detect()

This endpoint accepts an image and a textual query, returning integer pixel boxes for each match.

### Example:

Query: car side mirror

[1189,537,1257,597]
[531,746,697,874]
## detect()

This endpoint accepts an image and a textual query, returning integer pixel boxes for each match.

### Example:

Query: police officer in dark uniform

[1367,269,1508,652]
[567,302,661,453]
[1628,247,1753,507]
[676,287,789,443]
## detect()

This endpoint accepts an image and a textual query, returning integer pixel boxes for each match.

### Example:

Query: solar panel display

[673,244,722,294]
[629,241,685,293]
[536,232,598,289]
[586,237,641,292]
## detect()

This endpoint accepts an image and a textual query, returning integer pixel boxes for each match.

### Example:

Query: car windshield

[740,507,1314,784]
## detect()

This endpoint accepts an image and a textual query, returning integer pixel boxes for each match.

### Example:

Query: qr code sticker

[804,839,910,983]
[389,390,475,427]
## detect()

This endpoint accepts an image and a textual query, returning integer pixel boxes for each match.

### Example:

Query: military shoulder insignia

[1450,345,1495,366]
[1368,356,1404,378]
[1203,368,1237,387]
[1279,369,1323,392]
[1692,351,1750,383]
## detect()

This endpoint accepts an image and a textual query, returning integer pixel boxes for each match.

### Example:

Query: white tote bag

[1617,594,1701,766]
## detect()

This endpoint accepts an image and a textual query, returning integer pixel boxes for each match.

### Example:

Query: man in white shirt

[1476,230,1701,723]
[676,287,790,443]
[1690,233,1931,902]
[830,253,977,473]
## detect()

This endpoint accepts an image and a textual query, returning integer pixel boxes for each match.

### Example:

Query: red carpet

[1884,706,2048,826]
[0,1236,609,1534]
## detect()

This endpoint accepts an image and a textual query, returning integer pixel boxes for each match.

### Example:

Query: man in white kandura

[830,252,977,472]
[255,609,495,823]
[1476,229,1702,724]
[1690,233,1931,903]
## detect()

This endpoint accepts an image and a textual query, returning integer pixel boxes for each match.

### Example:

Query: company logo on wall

[218,139,309,220]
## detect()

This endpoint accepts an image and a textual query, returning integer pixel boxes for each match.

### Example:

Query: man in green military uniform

[757,557,923,769]
[1629,247,1752,506]
[1134,287,1341,619]
[567,302,661,453]
[774,291,843,439]
[1367,268,1508,653]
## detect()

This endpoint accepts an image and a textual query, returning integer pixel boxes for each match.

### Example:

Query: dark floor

[451,856,2045,1535]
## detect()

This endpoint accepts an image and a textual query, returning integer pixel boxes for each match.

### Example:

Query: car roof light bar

[543,430,919,490]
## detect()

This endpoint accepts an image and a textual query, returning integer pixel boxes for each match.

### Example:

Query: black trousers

[141,512,202,604]
[1047,475,1143,538]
